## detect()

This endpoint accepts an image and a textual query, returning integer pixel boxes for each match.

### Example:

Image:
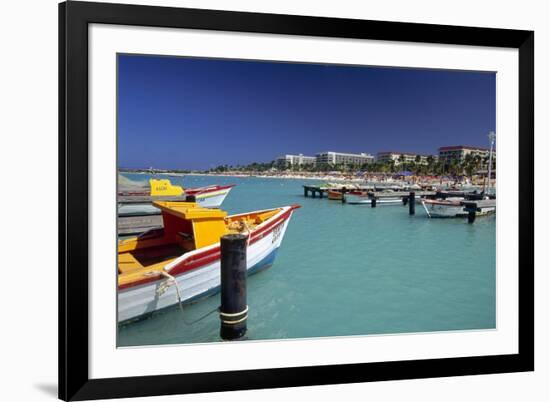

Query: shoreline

[121,170,495,190]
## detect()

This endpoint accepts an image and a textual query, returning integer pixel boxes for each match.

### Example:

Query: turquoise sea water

[118,173,496,346]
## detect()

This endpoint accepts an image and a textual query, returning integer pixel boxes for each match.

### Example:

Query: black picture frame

[59,1,534,400]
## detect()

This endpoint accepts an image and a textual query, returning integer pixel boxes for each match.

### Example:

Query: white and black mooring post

[409,192,415,215]
[219,234,248,340]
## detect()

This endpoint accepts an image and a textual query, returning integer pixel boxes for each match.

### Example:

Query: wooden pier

[303,185,326,198]
[117,194,189,235]
[367,190,435,198]
[303,184,437,200]
[118,214,162,235]
[118,194,187,205]
[117,194,181,235]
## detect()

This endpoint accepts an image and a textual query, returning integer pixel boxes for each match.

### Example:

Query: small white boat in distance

[420,198,466,218]
[421,197,495,218]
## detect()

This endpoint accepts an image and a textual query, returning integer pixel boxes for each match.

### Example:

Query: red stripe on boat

[184,184,235,195]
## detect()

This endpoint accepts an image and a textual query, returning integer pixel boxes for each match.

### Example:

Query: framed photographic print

[59,1,534,400]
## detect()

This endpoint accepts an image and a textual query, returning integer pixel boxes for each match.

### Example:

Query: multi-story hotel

[438,145,494,165]
[315,151,374,166]
[376,151,437,165]
[275,154,317,167]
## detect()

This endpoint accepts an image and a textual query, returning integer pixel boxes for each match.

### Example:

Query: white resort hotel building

[315,151,374,166]
[276,151,374,167]
[275,154,317,167]
[375,151,436,165]
[438,145,493,165]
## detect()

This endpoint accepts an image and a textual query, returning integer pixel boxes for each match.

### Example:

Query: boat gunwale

[421,199,463,206]
[185,184,235,195]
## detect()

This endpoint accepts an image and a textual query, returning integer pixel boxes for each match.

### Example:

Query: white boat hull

[118,206,295,323]
[194,189,231,208]
[421,199,495,218]
[421,202,465,218]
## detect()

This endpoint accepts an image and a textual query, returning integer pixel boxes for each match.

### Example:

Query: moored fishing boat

[327,189,343,200]
[420,198,466,218]
[327,189,363,201]
[118,201,300,323]
[180,184,235,208]
[420,197,495,218]
[118,179,235,216]
[344,193,403,205]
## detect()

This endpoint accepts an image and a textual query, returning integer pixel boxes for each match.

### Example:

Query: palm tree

[398,154,405,167]
[448,159,459,178]
[426,155,435,175]
[462,153,475,179]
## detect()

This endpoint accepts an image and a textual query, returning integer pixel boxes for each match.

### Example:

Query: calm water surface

[118,173,496,346]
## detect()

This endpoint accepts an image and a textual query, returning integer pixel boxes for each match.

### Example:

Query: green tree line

[209,153,496,179]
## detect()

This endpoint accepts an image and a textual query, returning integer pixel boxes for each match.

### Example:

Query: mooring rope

[227,219,254,245]
[144,269,220,325]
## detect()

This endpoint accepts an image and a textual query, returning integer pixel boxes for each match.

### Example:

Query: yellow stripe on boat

[195,189,230,199]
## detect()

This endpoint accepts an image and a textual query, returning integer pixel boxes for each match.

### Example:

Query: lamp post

[487,131,496,193]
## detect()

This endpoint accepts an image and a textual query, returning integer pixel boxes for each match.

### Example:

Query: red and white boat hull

[118,205,298,323]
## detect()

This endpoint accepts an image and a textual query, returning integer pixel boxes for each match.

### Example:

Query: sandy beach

[149,171,494,191]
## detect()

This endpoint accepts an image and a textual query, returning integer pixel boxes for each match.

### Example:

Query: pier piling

[371,197,377,208]
[409,192,415,215]
[219,234,248,340]
[467,210,476,224]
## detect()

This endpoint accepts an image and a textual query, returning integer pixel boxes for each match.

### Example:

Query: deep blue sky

[118,54,495,170]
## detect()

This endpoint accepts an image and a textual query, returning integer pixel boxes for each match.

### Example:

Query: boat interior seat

[118,256,180,285]
[119,243,184,274]
[118,252,142,274]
